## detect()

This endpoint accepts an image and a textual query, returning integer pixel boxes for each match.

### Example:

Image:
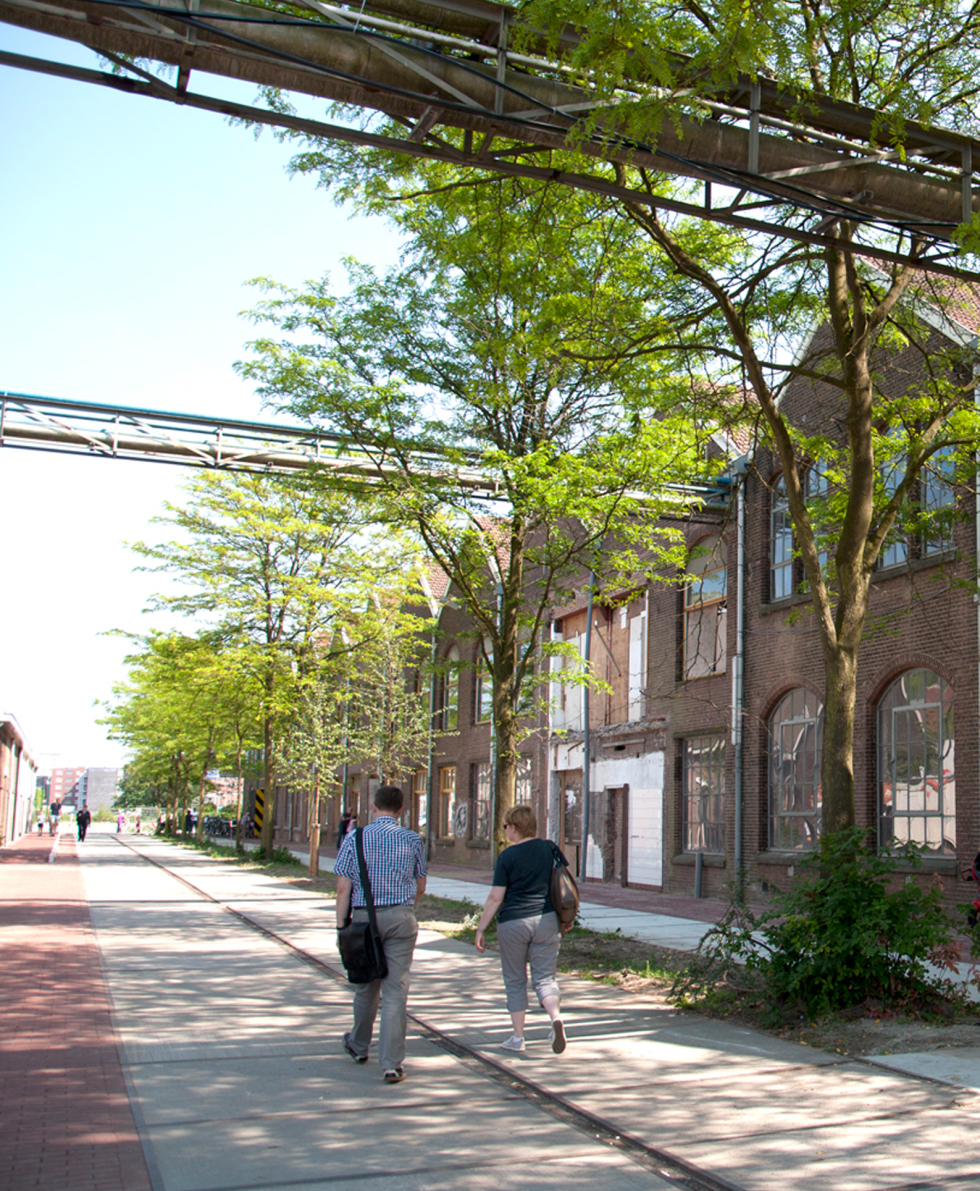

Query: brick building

[49,766,86,807]
[259,295,980,915]
[0,715,37,845]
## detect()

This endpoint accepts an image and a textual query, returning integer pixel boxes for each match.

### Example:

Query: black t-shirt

[493,838,568,923]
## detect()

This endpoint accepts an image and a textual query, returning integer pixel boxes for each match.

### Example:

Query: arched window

[684,536,727,678]
[878,669,955,854]
[769,689,823,850]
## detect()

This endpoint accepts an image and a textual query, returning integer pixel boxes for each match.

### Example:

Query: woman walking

[474,804,570,1054]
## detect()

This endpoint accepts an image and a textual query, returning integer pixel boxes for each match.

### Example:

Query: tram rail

[113,833,742,1191]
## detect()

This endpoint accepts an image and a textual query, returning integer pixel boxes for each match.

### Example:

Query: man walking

[334,785,426,1084]
[76,805,91,842]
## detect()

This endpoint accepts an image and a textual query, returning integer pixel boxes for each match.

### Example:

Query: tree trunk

[307,769,320,877]
[234,740,244,850]
[820,646,859,837]
[262,710,276,856]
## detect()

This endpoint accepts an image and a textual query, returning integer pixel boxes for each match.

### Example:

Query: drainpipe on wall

[732,455,749,886]
[490,581,503,867]
[974,357,980,861]
[425,628,438,863]
[580,568,596,883]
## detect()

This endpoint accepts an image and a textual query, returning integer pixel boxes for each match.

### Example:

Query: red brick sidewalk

[0,832,152,1191]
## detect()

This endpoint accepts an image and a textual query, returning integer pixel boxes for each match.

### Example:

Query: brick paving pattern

[0,832,152,1191]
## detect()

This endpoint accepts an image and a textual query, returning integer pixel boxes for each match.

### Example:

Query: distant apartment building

[49,766,86,806]
[76,768,120,813]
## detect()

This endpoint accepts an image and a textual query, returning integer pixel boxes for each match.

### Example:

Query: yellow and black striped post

[253,789,265,833]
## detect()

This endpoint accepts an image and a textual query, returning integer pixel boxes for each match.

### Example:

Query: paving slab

[864,1045,980,1090]
[76,835,678,1191]
[79,834,980,1191]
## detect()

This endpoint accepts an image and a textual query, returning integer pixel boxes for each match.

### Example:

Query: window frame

[877,668,955,856]
[768,688,823,852]
[515,756,533,805]
[770,477,794,601]
[438,765,456,839]
[474,645,493,724]
[439,646,460,731]
[471,761,492,840]
[684,536,728,679]
[412,768,427,835]
[681,734,726,853]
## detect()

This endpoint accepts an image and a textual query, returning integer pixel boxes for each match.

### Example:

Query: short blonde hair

[504,804,537,839]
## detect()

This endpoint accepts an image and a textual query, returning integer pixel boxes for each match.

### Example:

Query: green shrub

[674,829,960,1018]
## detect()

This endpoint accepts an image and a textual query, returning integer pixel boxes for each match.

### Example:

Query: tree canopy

[239,177,720,850]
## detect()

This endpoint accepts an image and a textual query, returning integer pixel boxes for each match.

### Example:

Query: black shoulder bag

[336,828,389,984]
[549,841,580,933]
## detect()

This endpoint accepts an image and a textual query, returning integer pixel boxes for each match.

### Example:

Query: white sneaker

[500,1035,525,1052]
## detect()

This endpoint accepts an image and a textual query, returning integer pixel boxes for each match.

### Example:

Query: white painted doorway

[627,783,663,887]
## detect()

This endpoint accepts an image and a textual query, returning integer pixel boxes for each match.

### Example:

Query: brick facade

[260,309,980,917]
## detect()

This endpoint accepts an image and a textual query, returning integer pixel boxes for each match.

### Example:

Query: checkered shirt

[335,815,427,908]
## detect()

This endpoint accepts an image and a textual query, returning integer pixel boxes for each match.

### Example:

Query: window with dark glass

[878,669,955,855]
[877,444,956,568]
[769,689,823,850]
[920,447,956,556]
[682,735,726,853]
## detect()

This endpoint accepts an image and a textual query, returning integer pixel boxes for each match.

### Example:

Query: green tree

[131,470,425,854]
[103,633,230,834]
[278,589,433,874]
[281,0,980,849]
[239,180,714,853]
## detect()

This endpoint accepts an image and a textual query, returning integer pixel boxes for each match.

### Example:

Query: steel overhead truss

[0,390,501,493]
[2,0,980,277]
[0,390,730,507]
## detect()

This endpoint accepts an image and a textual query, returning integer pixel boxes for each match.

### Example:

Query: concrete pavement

[78,831,678,1191]
[81,833,980,1189]
[9,828,980,1190]
[251,839,716,952]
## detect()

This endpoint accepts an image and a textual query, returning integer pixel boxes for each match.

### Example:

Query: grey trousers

[497,911,561,1013]
[347,904,418,1072]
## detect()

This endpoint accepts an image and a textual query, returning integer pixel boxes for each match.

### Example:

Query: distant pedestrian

[49,802,61,835]
[184,809,194,834]
[474,804,570,1055]
[135,814,142,835]
[335,786,426,1084]
[116,813,126,833]
[76,806,91,842]
[36,812,44,835]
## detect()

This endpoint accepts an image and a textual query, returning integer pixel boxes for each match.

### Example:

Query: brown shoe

[384,1067,405,1083]
[551,1020,567,1054]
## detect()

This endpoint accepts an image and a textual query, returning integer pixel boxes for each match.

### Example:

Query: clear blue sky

[0,25,403,772]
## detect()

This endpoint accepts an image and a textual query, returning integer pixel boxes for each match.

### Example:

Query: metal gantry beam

[0,390,732,508]
[1,0,980,275]
[0,391,504,493]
